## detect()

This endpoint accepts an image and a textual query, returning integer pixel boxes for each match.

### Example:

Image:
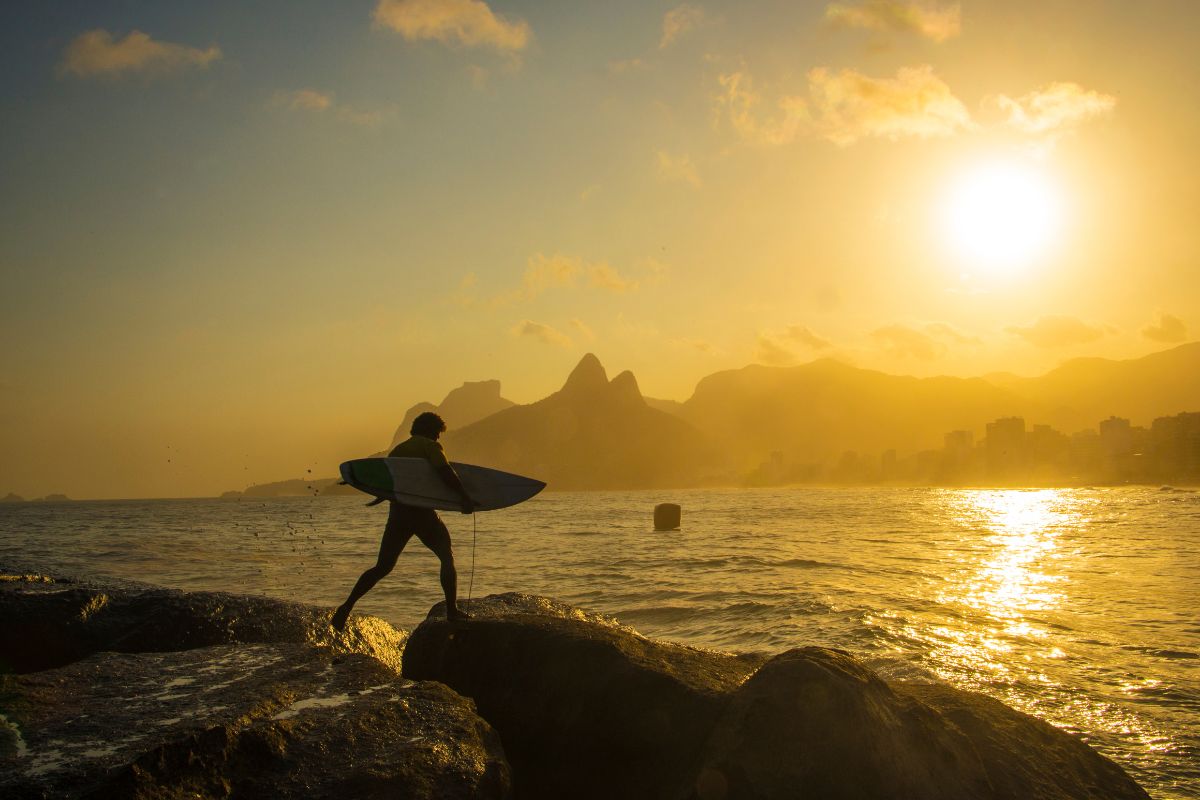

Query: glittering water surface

[2,487,1197,798]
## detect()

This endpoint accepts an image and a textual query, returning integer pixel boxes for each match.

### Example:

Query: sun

[939,160,1064,274]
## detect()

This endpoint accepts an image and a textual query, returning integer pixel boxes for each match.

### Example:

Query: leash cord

[466,512,477,613]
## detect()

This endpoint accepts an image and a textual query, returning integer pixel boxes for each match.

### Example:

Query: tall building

[985,417,1026,480]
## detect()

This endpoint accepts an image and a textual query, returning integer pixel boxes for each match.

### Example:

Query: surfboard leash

[465,512,477,614]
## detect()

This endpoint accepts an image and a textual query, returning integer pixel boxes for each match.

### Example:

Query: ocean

[2,487,1197,799]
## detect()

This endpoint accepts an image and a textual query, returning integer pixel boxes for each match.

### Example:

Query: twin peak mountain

[388,345,1200,489]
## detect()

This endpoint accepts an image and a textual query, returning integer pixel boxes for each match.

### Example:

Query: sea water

[2,487,1197,798]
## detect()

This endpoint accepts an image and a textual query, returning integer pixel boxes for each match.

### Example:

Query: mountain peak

[609,369,646,406]
[561,353,608,394]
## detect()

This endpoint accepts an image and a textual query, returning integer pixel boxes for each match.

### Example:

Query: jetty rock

[405,593,1149,800]
[0,571,404,674]
[1,643,511,799]
[0,571,511,799]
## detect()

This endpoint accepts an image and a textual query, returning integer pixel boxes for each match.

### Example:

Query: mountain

[679,359,1038,470]
[441,354,722,489]
[391,379,515,447]
[986,342,1200,431]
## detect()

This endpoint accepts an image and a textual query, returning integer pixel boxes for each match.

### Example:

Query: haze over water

[3,486,1196,799]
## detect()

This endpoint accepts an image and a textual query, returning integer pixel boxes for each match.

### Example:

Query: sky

[2,0,1198,499]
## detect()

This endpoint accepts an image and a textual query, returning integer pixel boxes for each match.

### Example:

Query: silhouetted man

[332,412,474,630]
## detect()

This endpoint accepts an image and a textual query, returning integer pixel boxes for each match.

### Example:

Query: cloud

[714,71,808,146]
[784,325,833,350]
[992,82,1116,136]
[656,150,702,188]
[808,64,972,145]
[1005,315,1106,348]
[754,326,832,365]
[661,5,708,48]
[373,0,531,52]
[272,89,393,127]
[276,89,334,112]
[59,29,221,78]
[512,320,572,348]
[871,324,946,360]
[608,57,646,74]
[755,334,800,366]
[588,263,638,293]
[673,337,721,355]
[570,318,596,342]
[924,321,981,345]
[825,1,961,42]
[491,253,642,305]
[1141,311,1187,344]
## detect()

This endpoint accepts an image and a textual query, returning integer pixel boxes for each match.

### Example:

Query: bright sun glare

[940,161,1064,274]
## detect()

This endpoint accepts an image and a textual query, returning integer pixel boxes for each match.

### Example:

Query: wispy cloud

[825,1,961,42]
[808,65,972,145]
[373,0,531,53]
[714,71,808,146]
[570,318,596,342]
[661,5,709,48]
[608,57,647,75]
[489,253,644,306]
[755,325,833,365]
[59,29,221,78]
[672,337,721,355]
[924,321,981,345]
[1141,311,1187,344]
[512,320,572,348]
[1006,315,1107,348]
[715,65,968,147]
[656,150,702,189]
[992,82,1116,136]
[871,324,945,360]
[272,89,393,127]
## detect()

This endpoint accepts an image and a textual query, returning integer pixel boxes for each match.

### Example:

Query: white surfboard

[339,457,545,512]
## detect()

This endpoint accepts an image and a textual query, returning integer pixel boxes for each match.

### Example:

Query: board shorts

[384,501,451,554]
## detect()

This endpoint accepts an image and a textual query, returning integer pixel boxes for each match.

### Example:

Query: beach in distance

[2,485,1197,799]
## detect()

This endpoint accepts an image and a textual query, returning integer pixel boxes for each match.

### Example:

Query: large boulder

[0,642,511,799]
[401,593,765,799]
[0,572,404,674]
[690,647,995,799]
[896,681,1150,800]
[690,647,1150,800]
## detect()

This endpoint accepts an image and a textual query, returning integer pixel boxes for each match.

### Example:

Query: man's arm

[437,465,476,514]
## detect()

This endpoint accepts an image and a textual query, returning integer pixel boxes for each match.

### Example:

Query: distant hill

[984,342,1200,431]
[679,359,1037,470]
[442,354,723,489]
[391,380,515,448]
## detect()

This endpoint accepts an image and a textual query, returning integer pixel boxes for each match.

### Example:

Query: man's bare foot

[447,607,472,622]
[331,603,351,632]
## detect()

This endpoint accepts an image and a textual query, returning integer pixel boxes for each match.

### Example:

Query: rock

[691,647,994,799]
[896,681,1150,800]
[0,643,511,799]
[402,593,765,800]
[691,647,1150,800]
[0,572,405,674]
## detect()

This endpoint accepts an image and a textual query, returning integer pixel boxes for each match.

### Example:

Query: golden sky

[2,1,1197,498]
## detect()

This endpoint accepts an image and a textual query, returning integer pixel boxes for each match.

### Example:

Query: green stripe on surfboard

[349,458,393,492]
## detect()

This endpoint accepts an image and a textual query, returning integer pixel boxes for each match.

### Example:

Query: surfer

[331,412,475,630]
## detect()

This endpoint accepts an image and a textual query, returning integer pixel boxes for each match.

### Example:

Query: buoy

[654,503,681,531]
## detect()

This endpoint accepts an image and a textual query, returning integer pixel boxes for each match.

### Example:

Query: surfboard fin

[364,496,386,507]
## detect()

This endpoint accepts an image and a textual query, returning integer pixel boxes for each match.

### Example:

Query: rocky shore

[1,570,1150,799]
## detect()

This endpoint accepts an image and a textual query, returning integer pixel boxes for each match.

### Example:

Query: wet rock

[0,643,511,799]
[690,647,994,800]
[896,681,1150,800]
[0,572,404,674]
[691,647,1150,800]
[402,593,765,800]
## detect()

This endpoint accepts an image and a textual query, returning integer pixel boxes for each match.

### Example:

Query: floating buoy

[654,503,681,531]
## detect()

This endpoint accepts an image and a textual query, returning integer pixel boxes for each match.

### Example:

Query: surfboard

[338,458,545,512]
